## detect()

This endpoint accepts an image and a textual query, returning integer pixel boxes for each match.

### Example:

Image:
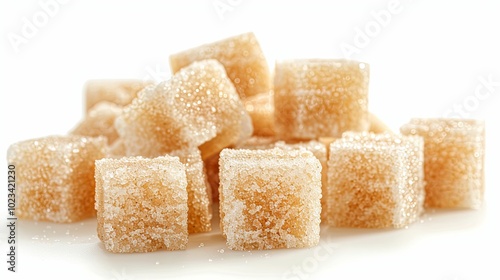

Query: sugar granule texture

[274,59,369,140]
[401,119,485,209]
[7,135,107,223]
[170,32,271,100]
[71,101,122,144]
[95,156,188,253]
[170,148,212,233]
[219,148,322,250]
[326,133,425,228]
[115,59,252,159]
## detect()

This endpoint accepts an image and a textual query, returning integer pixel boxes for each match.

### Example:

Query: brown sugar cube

[170,148,212,233]
[170,32,271,100]
[219,148,321,250]
[204,152,221,203]
[369,113,392,134]
[115,59,252,159]
[70,102,122,144]
[400,119,485,209]
[326,132,424,228]
[244,91,276,136]
[274,59,369,139]
[108,138,126,158]
[7,135,107,223]
[95,155,188,253]
[85,80,153,112]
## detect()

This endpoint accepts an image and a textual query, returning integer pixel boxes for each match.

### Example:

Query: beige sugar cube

[326,133,424,228]
[244,91,276,136]
[204,152,222,203]
[274,59,370,139]
[7,135,107,223]
[369,113,392,134]
[71,102,122,144]
[400,119,485,209]
[170,32,271,100]
[95,156,188,253]
[108,138,126,158]
[219,148,322,250]
[170,148,212,233]
[115,59,252,159]
[85,80,153,112]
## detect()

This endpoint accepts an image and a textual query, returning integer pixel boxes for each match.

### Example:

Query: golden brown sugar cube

[400,119,485,209]
[95,156,188,253]
[244,91,276,136]
[219,148,321,250]
[115,59,252,159]
[85,80,153,112]
[108,138,126,158]
[70,102,122,144]
[170,148,212,233]
[7,135,107,223]
[327,133,424,228]
[369,113,392,134]
[274,59,370,139]
[170,32,271,100]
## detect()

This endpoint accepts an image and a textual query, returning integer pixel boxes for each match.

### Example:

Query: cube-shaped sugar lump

[274,59,370,139]
[170,32,271,100]
[326,132,424,228]
[7,135,107,222]
[115,59,252,159]
[219,148,322,250]
[244,91,276,136]
[95,155,188,253]
[71,102,122,144]
[170,148,212,233]
[85,80,153,112]
[400,119,485,209]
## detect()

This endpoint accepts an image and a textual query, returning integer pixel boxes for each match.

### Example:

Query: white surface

[1,0,499,279]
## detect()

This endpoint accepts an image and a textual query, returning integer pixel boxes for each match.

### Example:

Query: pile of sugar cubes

[7,32,485,253]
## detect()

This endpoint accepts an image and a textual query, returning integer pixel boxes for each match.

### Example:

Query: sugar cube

[274,59,370,139]
[170,32,271,100]
[170,148,212,233]
[7,135,107,223]
[219,148,321,250]
[95,155,188,253]
[400,119,485,209]
[115,59,252,159]
[326,133,424,228]
[71,102,122,144]
[85,80,153,112]
[244,91,276,136]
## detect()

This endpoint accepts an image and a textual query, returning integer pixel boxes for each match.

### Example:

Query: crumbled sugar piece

[400,119,485,209]
[95,155,188,253]
[274,59,370,139]
[170,32,271,100]
[85,80,153,112]
[244,91,275,136]
[170,148,212,233]
[70,102,122,144]
[369,113,392,134]
[115,59,252,159]
[219,148,321,250]
[7,135,107,223]
[326,132,424,228]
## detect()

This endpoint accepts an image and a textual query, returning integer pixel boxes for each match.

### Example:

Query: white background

[1,0,499,279]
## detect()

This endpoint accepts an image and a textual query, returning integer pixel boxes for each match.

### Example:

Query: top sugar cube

[274,59,370,139]
[115,59,252,159]
[170,32,271,100]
